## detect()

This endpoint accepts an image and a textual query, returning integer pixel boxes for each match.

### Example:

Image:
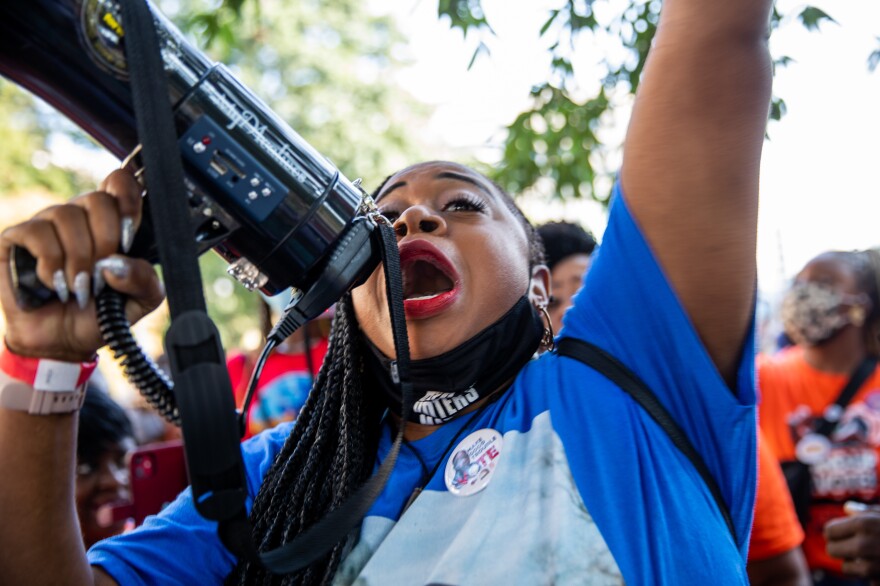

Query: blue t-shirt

[89,183,757,584]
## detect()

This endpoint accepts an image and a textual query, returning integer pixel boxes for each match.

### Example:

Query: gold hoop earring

[537,304,555,351]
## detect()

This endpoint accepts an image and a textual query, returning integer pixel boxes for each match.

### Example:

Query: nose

[393,205,446,238]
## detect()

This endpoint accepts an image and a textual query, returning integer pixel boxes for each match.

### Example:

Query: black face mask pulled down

[363,296,545,425]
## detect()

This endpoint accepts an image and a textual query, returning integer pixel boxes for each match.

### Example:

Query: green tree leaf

[798,6,838,32]
[442,0,857,204]
[437,0,494,37]
[540,10,560,36]
[769,96,788,122]
[467,41,490,70]
[774,55,795,69]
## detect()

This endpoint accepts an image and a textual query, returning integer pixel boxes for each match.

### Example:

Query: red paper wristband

[0,341,98,414]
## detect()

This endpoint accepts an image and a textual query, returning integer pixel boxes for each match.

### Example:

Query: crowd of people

[0,0,878,583]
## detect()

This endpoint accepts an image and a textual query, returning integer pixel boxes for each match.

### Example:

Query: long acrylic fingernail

[93,264,106,297]
[53,270,70,303]
[845,501,869,515]
[73,271,90,309]
[120,216,134,253]
[95,257,130,279]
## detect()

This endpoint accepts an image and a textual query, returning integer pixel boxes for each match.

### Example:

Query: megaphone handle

[9,245,57,310]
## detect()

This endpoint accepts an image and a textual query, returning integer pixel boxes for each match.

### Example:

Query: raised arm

[0,171,163,585]
[620,0,772,384]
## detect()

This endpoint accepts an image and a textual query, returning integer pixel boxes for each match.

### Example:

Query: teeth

[406,293,441,301]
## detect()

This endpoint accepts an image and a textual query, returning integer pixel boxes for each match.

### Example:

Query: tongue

[403,260,454,300]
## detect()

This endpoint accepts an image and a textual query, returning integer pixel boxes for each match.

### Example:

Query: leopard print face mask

[781,282,856,346]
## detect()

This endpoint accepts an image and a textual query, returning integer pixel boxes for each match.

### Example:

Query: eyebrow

[378,171,494,201]
[434,171,493,196]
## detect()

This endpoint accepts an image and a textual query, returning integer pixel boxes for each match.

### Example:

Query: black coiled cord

[95,288,180,425]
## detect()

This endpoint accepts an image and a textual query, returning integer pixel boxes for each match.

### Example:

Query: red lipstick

[398,239,461,319]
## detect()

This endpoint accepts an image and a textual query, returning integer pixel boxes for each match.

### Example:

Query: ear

[528,265,551,307]
[847,293,873,327]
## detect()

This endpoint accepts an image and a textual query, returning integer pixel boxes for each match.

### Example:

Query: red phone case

[128,440,188,525]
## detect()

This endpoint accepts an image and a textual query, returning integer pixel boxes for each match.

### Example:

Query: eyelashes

[443,195,487,213]
[379,194,487,223]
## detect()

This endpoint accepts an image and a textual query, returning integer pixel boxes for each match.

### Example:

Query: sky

[381,0,880,299]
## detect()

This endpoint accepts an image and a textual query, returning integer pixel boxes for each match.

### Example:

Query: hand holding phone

[127,440,188,525]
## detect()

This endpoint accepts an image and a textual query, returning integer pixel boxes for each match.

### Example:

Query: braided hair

[227,163,543,584]
[853,249,880,356]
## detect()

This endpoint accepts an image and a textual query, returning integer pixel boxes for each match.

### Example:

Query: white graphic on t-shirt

[788,395,880,502]
[333,412,623,586]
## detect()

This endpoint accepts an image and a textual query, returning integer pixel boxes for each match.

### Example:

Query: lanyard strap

[556,337,738,543]
[118,0,249,539]
[813,356,878,438]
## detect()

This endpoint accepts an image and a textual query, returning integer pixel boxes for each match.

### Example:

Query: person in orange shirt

[759,249,880,586]
[749,428,810,585]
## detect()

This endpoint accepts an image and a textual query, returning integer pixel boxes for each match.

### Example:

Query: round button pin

[444,428,503,496]
[795,433,832,465]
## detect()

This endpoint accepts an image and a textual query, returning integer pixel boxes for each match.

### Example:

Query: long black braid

[226,161,544,584]
[226,294,382,585]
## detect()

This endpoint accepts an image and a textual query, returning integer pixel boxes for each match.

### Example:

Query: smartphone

[128,440,188,525]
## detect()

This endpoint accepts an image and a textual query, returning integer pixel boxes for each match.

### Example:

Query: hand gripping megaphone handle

[9,245,57,310]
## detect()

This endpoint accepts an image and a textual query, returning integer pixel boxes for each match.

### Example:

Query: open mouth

[403,260,455,300]
[398,240,460,317]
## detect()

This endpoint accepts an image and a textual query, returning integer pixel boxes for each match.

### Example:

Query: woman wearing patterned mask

[759,250,880,586]
[781,262,874,350]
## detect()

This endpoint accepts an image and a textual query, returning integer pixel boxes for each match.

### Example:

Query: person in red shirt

[227,296,331,439]
[759,249,880,585]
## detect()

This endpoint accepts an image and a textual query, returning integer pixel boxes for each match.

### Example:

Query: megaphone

[0,0,379,298]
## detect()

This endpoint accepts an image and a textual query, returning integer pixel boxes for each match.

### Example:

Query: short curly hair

[77,385,134,466]
[536,221,597,271]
